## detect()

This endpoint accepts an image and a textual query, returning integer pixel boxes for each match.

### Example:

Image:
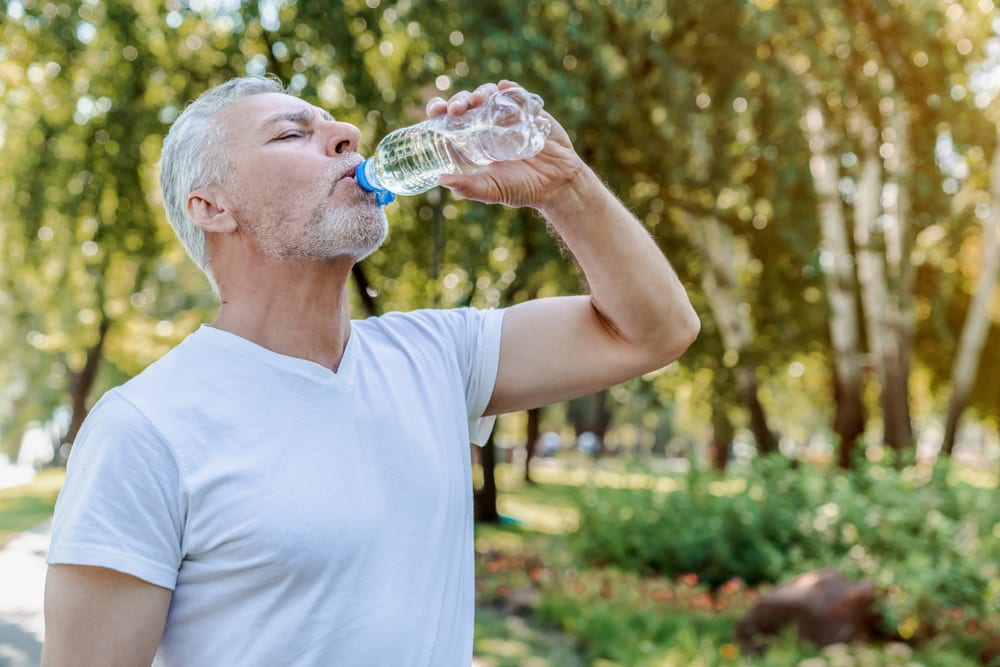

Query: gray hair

[158,75,285,285]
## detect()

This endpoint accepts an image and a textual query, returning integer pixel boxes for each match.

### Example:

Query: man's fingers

[426,96,448,117]
[445,91,473,115]
[427,81,527,120]
[469,83,499,105]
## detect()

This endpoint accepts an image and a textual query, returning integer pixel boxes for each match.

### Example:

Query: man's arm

[486,168,699,414]
[433,82,700,415]
[42,564,171,667]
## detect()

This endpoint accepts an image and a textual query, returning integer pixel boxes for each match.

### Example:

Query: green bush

[572,456,829,588]
[570,455,1000,640]
[530,563,985,666]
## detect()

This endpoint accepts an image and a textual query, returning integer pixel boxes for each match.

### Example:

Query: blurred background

[3,0,1000,665]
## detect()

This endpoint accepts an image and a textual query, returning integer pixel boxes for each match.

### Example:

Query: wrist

[534,164,603,220]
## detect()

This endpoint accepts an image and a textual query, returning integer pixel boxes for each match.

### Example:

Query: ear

[187,186,238,234]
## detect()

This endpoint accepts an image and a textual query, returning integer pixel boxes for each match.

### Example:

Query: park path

[0,521,48,667]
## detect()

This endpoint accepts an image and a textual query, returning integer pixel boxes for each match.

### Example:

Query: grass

[474,462,594,665]
[0,467,65,546]
[474,607,585,667]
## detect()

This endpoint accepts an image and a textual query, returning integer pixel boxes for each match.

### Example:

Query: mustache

[327,156,363,195]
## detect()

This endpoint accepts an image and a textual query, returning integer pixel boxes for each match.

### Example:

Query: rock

[502,586,541,617]
[735,569,880,654]
[981,634,1000,665]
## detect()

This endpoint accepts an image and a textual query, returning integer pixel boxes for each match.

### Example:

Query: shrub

[570,455,1000,640]
[572,456,830,588]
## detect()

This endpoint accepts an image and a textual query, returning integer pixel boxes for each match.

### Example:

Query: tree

[802,95,867,464]
[943,137,1000,454]
[1,1,200,457]
[5,0,1000,476]
[761,0,998,462]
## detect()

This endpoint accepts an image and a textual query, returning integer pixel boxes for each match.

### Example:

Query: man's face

[213,92,387,262]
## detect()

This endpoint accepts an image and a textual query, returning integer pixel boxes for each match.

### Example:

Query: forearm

[536,166,700,358]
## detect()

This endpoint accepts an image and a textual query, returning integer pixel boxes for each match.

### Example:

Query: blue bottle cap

[355,159,396,206]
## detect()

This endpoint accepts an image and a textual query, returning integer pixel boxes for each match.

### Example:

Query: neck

[210,257,356,372]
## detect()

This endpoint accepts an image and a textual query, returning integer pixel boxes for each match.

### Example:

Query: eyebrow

[260,107,335,131]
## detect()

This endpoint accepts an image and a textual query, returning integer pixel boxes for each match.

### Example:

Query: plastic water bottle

[355,86,552,205]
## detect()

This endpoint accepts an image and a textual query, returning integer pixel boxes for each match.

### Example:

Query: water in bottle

[355,86,552,204]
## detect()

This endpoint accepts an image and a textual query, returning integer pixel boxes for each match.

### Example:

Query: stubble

[236,164,388,263]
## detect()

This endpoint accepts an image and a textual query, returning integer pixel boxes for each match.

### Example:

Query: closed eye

[275,130,306,141]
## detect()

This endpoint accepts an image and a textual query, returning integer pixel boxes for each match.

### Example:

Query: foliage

[571,457,818,587]
[569,455,1000,641]
[475,462,997,665]
[530,567,979,666]
[2,0,1000,465]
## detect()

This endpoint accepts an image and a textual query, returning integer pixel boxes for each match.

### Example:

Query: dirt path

[0,521,48,667]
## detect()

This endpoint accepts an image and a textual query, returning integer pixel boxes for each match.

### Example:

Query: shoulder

[78,389,163,442]
[71,388,177,470]
[117,326,217,396]
[353,308,505,398]
[356,307,505,346]
[113,326,250,425]
[52,393,187,591]
[74,329,221,468]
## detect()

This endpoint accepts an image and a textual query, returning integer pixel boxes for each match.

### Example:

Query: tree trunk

[880,355,912,452]
[943,138,1000,454]
[710,399,735,471]
[739,366,777,455]
[833,369,867,467]
[524,407,540,483]
[351,262,379,317]
[473,431,501,523]
[429,188,445,308]
[680,116,778,459]
[879,106,914,451]
[570,390,611,456]
[64,316,112,451]
[688,211,778,455]
[853,133,890,398]
[804,101,867,465]
[2,403,26,462]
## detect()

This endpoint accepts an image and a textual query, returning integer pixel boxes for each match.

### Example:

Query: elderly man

[41,75,699,666]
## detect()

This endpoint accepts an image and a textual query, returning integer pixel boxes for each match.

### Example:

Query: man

[42,75,699,666]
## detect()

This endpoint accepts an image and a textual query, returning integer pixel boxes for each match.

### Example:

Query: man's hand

[428,80,699,417]
[426,80,585,209]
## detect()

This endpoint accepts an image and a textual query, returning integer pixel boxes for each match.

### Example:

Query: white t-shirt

[48,307,505,667]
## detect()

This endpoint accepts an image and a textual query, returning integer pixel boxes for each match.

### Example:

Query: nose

[324,120,361,156]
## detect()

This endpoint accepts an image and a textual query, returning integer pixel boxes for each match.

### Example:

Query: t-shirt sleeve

[458,307,506,446]
[410,306,505,445]
[47,390,185,590]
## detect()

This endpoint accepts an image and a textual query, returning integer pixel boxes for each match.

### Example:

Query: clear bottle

[355,86,552,205]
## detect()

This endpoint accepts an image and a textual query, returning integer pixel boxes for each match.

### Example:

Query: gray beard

[239,184,388,263]
[292,198,388,262]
